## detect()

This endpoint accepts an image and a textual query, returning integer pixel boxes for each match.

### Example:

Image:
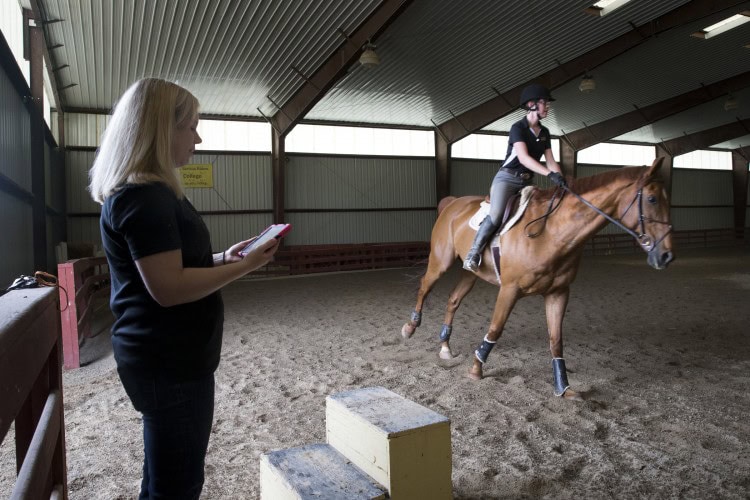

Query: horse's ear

[646,157,665,179]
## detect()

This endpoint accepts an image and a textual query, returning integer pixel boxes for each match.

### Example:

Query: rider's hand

[547,171,567,188]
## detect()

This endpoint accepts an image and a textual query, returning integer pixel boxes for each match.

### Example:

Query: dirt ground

[2,246,749,499]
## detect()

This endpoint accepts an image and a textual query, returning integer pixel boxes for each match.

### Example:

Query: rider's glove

[547,171,567,188]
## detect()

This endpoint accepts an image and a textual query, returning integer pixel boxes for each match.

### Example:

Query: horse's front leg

[469,285,520,380]
[437,271,478,359]
[545,288,582,401]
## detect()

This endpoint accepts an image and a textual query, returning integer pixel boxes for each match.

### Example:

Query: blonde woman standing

[89,78,279,499]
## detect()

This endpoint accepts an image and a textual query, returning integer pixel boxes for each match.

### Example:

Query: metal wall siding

[576,164,620,179]
[0,67,31,189]
[65,113,109,147]
[671,207,733,231]
[286,155,435,209]
[451,159,497,197]
[0,195,33,287]
[67,217,101,245]
[202,214,273,252]
[671,170,733,206]
[46,144,66,212]
[285,210,435,245]
[65,149,99,213]
[185,153,272,211]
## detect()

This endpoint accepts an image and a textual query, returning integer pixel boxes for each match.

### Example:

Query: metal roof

[29,0,750,150]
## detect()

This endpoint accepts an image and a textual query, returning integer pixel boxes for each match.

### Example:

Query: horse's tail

[437,196,456,216]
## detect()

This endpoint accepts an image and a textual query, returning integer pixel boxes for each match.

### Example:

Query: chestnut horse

[401,158,674,400]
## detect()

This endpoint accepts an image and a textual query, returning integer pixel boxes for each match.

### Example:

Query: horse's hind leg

[437,271,478,359]
[401,249,455,339]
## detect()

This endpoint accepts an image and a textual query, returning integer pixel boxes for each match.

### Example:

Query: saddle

[468,186,536,283]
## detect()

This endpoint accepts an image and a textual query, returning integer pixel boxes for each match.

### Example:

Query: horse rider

[463,83,568,272]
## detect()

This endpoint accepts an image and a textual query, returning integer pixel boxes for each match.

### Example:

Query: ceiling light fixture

[691,11,750,39]
[724,95,739,111]
[584,0,634,17]
[359,41,380,68]
[579,74,596,93]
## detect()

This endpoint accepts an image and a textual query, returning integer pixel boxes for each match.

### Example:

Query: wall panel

[287,155,435,209]
[285,211,435,245]
[671,169,732,205]
[0,67,31,189]
[0,196,33,287]
[451,159,497,197]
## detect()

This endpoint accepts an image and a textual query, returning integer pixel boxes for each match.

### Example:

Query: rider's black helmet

[519,84,555,110]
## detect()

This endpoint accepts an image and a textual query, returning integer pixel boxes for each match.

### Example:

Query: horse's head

[631,157,674,270]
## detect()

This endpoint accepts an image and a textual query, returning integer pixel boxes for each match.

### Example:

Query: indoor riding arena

[2,1,749,499]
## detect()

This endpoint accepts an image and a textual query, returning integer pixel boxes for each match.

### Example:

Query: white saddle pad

[468,185,535,235]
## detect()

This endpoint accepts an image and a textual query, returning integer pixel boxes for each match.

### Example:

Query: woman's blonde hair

[89,78,199,203]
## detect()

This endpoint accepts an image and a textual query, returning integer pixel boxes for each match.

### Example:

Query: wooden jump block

[326,386,452,500]
[259,443,387,500]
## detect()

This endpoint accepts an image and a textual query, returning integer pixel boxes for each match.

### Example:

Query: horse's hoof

[438,346,454,360]
[468,365,483,380]
[401,323,415,339]
[562,389,583,401]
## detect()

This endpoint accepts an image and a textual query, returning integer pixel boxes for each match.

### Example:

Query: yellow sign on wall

[180,164,213,188]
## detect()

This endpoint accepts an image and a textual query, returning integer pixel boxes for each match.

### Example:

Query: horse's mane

[534,166,647,202]
[570,166,646,194]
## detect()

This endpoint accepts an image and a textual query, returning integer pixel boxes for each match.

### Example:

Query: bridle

[525,181,672,252]
[561,182,672,252]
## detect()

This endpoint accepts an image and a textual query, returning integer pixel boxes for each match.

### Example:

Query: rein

[559,184,672,252]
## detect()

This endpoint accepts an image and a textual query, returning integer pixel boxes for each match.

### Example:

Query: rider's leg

[463,173,521,271]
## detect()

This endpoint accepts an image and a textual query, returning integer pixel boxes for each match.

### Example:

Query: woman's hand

[239,237,280,272]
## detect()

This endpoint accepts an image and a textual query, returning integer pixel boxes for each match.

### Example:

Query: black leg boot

[463,215,498,272]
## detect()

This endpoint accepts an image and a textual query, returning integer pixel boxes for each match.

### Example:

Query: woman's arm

[135,237,279,307]
[513,142,562,176]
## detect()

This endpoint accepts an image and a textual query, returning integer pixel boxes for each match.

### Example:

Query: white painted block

[326,386,452,500]
[260,443,387,500]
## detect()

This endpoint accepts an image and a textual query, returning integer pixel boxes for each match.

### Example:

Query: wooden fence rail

[0,288,68,499]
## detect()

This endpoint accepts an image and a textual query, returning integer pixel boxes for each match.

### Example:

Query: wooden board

[260,443,387,500]
[326,386,452,500]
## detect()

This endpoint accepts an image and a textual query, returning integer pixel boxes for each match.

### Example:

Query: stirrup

[463,255,480,272]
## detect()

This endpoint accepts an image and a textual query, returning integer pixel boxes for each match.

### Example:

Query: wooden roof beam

[660,118,750,157]
[563,71,750,151]
[271,0,414,137]
[437,0,748,144]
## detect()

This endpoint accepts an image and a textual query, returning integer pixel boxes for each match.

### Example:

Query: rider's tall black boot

[463,215,498,272]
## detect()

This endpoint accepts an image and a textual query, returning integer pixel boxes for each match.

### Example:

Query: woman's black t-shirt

[502,117,552,174]
[100,182,224,381]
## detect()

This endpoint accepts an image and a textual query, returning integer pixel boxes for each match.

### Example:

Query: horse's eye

[647,195,657,204]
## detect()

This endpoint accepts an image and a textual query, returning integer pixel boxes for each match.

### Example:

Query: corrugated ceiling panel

[487,4,750,145]
[310,0,692,126]
[34,0,750,149]
[39,0,383,116]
